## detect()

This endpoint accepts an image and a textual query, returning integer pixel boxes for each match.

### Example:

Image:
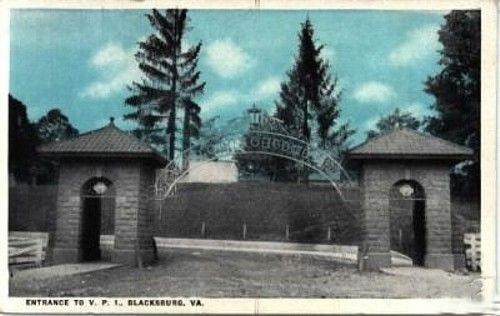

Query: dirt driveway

[10,249,481,298]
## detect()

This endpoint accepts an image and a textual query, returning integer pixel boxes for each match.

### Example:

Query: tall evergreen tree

[274,17,354,181]
[276,18,353,150]
[125,9,205,168]
[424,10,480,196]
[275,66,304,139]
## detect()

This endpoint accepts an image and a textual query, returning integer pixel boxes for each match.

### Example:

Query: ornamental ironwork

[155,108,352,201]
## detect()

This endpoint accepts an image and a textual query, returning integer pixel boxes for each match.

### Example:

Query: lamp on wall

[399,183,414,198]
[92,181,108,195]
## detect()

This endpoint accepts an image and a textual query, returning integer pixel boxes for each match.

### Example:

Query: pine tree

[277,18,353,148]
[275,66,304,139]
[125,9,205,167]
[424,10,480,196]
[274,17,354,180]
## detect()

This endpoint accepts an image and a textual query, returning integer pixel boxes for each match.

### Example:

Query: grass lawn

[10,249,481,298]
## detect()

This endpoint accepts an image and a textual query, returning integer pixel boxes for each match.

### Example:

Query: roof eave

[38,151,167,167]
[347,153,473,161]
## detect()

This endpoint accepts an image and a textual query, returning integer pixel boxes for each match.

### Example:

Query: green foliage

[8,97,77,184]
[193,116,224,160]
[275,18,354,150]
[9,94,39,183]
[36,108,79,144]
[125,9,205,166]
[365,108,421,140]
[35,108,79,183]
[245,17,354,182]
[424,10,480,196]
[235,121,300,182]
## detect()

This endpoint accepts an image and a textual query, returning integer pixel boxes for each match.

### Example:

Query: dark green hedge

[154,182,363,245]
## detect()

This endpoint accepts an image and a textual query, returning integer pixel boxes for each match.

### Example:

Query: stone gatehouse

[38,118,166,265]
[348,127,473,270]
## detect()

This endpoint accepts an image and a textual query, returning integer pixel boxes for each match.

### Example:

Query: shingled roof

[37,118,167,166]
[348,127,473,161]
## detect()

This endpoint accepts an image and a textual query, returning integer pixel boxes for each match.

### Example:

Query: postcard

[0,0,497,314]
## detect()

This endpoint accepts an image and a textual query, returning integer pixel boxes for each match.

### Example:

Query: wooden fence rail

[9,232,49,268]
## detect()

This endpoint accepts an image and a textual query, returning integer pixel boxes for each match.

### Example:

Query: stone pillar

[137,165,156,261]
[359,163,391,270]
[112,164,155,266]
[51,165,83,264]
[421,167,456,270]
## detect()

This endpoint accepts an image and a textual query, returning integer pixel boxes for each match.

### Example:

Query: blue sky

[10,9,446,144]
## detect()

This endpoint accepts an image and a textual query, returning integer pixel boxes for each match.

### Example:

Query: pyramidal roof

[348,127,473,160]
[38,118,166,166]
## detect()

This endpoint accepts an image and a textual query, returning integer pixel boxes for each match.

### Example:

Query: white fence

[464,233,480,271]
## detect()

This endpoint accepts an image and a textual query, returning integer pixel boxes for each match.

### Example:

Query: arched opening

[80,177,115,261]
[389,180,426,266]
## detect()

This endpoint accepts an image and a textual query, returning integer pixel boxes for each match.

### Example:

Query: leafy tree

[424,10,480,197]
[192,115,223,160]
[9,94,39,183]
[36,108,79,144]
[366,108,421,140]
[125,9,205,168]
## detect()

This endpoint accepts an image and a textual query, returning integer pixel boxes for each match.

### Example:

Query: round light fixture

[399,184,414,197]
[92,182,108,195]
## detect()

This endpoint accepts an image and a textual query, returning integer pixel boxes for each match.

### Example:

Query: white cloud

[90,42,129,68]
[200,76,281,115]
[201,90,239,113]
[353,81,396,104]
[81,66,139,99]
[82,38,201,99]
[254,76,281,99]
[389,24,441,66]
[81,42,139,99]
[206,38,254,78]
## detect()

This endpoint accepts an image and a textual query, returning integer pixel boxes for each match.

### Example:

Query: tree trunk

[182,106,190,171]
[298,98,309,184]
[167,107,176,162]
[167,10,179,163]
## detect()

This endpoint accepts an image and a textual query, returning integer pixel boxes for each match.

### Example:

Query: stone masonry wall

[52,160,153,264]
[137,165,156,250]
[361,160,452,266]
[111,163,140,255]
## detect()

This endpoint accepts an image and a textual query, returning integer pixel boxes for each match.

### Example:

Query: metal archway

[154,111,353,202]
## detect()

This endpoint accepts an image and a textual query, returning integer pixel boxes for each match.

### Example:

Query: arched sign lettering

[155,112,352,202]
